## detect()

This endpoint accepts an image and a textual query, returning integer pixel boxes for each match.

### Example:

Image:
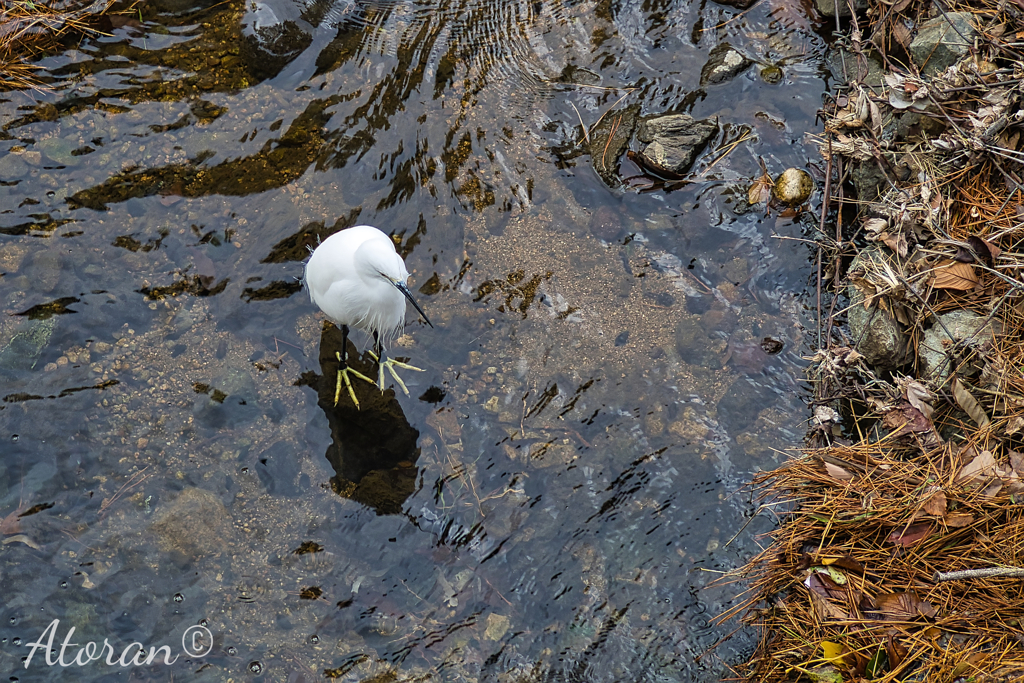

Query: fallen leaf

[873,591,937,619]
[881,401,941,447]
[821,555,865,574]
[809,590,849,621]
[957,448,997,483]
[1010,450,1024,475]
[863,217,888,234]
[880,231,909,258]
[1008,418,1024,436]
[748,160,773,205]
[888,522,932,546]
[886,634,909,669]
[811,565,848,585]
[982,480,1004,498]
[922,489,947,516]
[2,534,41,550]
[944,511,975,527]
[821,641,846,664]
[902,380,934,419]
[967,235,1000,267]
[952,377,990,427]
[805,571,847,599]
[825,461,855,481]
[933,259,979,290]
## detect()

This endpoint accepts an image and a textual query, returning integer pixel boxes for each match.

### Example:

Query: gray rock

[815,0,867,18]
[910,12,976,77]
[636,114,717,177]
[847,248,909,368]
[700,43,752,86]
[852,160,888,204]
[919,310,1002,383]
[826,47,885,89]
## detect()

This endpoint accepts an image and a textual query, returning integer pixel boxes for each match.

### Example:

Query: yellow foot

[334,352,375,408]
[370,352,425,396]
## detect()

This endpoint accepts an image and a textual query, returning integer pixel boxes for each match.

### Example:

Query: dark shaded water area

[0,0,828,679]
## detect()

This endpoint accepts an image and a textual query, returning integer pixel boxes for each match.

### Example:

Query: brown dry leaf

[887,522,932,546]
[806,573,852,621]
[957,448,997,483]
[922,489,947,516]
[1008,418,1024,436]
[886,635,909,669]
[1010,450,1024,476]
[863,217,888,234]
[944,511,975,527]
[881,401,941,447]
[809,590,849,621]
[748,177,772,205]
[967,235,1000,266]
[748,161,773,205]
[880,231,909,258]
[982,481,1004,498]
[873,591,937,620]
[951,377,990,427]
[902,380,934,420]
[892,22,912,48]
[0,505,25,536]
[824,461,854,481]
[933,259,979,290]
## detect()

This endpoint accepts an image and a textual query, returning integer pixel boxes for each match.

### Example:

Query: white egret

[304,225,432,408]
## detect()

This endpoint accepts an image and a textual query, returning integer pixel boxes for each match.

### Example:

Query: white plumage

[304,225,431,406]
[305,225,410,343]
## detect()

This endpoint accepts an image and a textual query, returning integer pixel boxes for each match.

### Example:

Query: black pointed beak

[395,281,433,328]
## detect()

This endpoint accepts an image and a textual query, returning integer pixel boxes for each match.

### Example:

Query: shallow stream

[0,0,828,679]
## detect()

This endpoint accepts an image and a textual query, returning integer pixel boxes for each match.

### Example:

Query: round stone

[773,168,814,206]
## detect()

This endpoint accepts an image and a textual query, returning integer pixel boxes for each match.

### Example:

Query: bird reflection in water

[315,323,420,515]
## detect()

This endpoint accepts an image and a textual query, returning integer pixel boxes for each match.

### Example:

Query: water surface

[0,0,826,679]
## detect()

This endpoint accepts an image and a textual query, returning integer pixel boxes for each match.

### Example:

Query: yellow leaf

[821,640,846,663]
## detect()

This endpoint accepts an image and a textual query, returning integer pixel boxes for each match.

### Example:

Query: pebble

[773,168,813,206]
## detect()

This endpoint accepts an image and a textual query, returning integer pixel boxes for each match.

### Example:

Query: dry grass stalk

[0,0,124,90]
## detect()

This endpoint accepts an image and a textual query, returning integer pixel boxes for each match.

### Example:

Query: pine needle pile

[0,0,123,89]
[729,0,1024,679]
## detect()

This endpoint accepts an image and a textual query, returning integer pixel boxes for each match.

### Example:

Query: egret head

[357,238,433,329]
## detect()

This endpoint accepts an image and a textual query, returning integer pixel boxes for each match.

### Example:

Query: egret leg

[371,332,425,396]
[334,325,375,408]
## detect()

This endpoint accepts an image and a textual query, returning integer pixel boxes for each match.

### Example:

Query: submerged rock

[700,43,752,86]
[919,310,1002,383]
[588,104,639,188]
[0,317,55,373]
[240,1,313,81]
[148,488,236,558]
[635,114,717,177]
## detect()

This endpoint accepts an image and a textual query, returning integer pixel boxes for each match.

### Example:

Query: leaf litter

[715,0,1024,678]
